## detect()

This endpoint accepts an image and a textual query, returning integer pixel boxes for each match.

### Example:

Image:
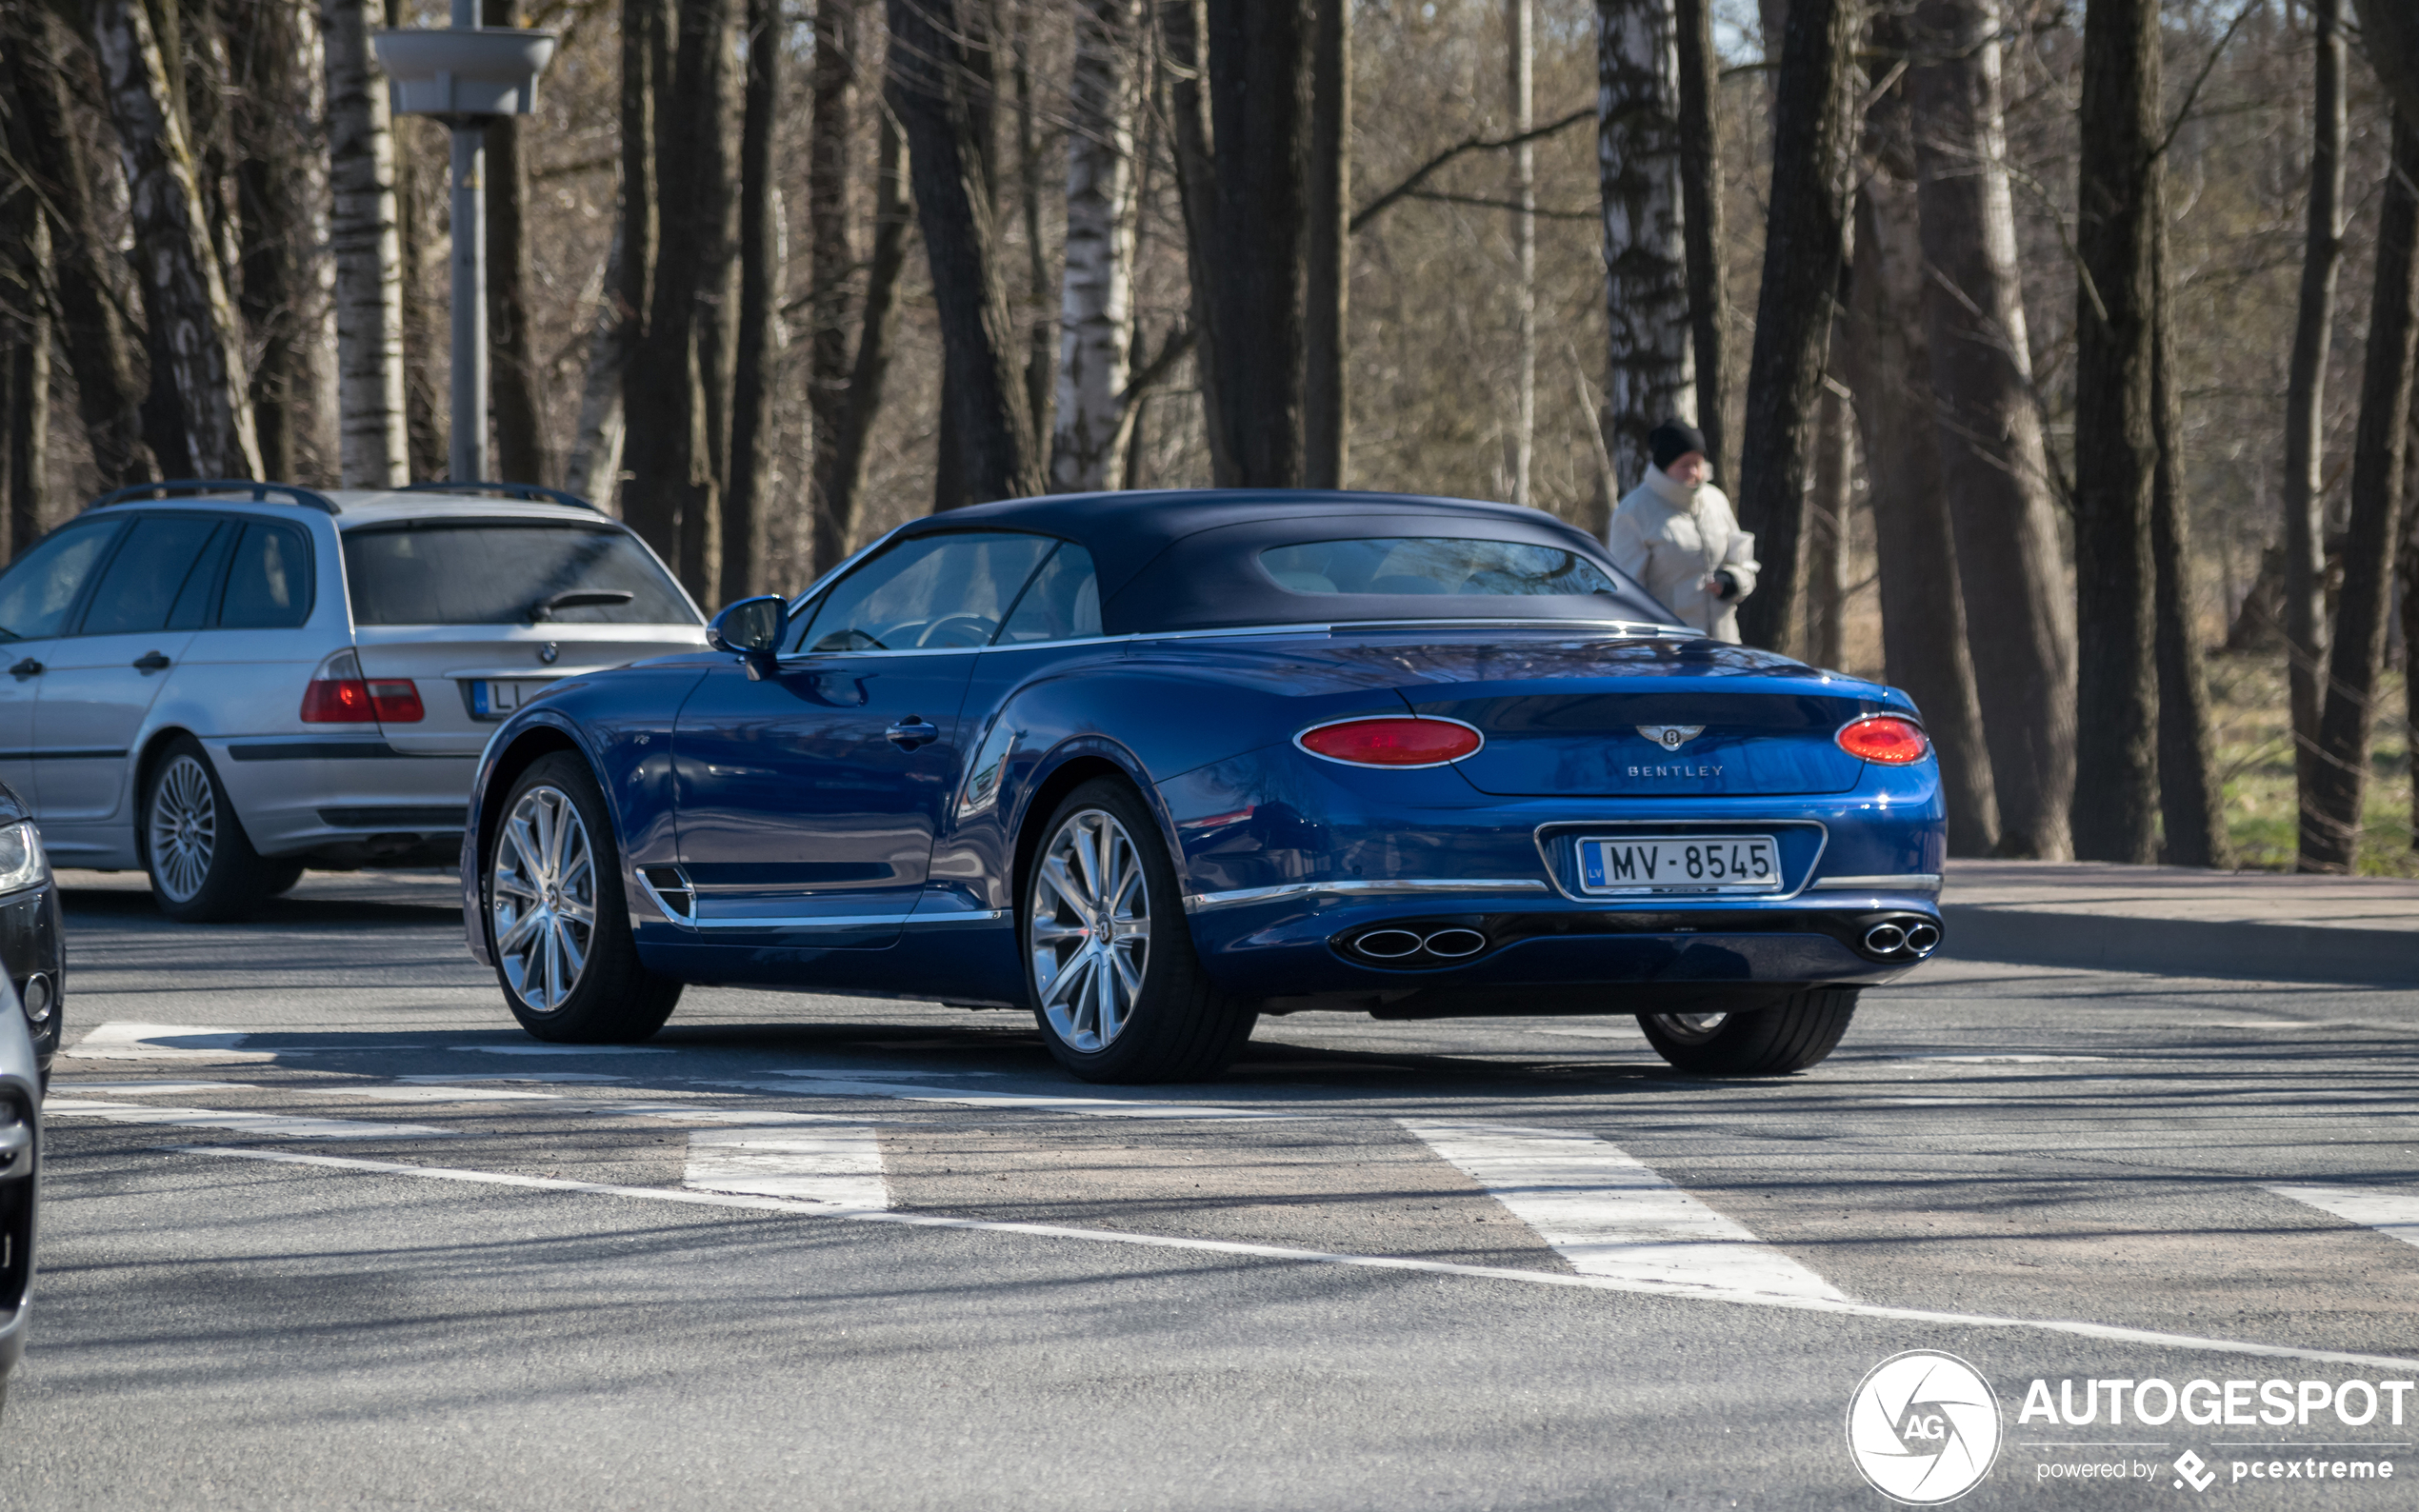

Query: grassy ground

[2205,651,2415,877]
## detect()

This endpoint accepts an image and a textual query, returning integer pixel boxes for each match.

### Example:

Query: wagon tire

[1022,777,1258,1084]
[1636,987,1859,1075]
[486,752,681,1044]
[141,735,288,923]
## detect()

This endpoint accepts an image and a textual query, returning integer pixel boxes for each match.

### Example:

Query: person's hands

[1710,569,1742,601]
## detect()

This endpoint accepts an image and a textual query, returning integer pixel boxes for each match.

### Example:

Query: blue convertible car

[462,490,1945,1082]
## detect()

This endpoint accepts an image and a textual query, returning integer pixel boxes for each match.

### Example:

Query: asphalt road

[5,868,2418,1510]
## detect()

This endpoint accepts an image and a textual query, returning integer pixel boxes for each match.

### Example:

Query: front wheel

[486,752,681,1043]
[1636,987,1859,1075]
[1023,778,1257,1084]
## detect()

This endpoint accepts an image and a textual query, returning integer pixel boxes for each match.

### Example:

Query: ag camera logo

[1847,1350,2003,1504]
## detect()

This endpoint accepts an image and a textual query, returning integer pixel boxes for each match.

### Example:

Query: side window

[995,545,1101,644]
[218,522,314,629]
[0,520,124,644]
[167,524,236,630]
[795,533,1054,652]
[77,517,228,636]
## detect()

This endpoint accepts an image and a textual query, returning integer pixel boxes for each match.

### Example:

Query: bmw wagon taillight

[1835,714,1929,765]
[1296,717,1483,766]
[302,648,423,724]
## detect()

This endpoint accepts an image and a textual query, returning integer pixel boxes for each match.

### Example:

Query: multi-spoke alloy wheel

[147,754,217,903]
[1028,807,1151,1052]
[491,785,596,1012]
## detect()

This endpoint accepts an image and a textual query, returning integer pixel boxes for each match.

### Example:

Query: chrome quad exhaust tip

[1342,923,1493,966]
[1861,915,1942,962]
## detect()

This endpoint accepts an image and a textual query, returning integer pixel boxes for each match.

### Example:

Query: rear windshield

[1261,538,1620,597]
[343,524,696,627]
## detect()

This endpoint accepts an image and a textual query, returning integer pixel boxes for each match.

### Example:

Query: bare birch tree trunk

[1595,0,1692,497]
[1907,0,2074,857]
[322,0,408,486]
[1304,0,1349,487]
[1672,0,1729,486]
[1506,0,1535,506]
[1051,0,1146,491]
[1806,381,1848,668]
[2069,0,2163,864]
[2301,112,2419,873]
[805,0,862,565]
[2284,0,2346,826]
[1733,0,1858,651]
[4,16,155,487]
[91,0,263,479]
[564,223,628,505]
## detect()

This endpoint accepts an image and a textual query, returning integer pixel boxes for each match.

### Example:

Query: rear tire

[485,752,681,1043]
[1022,777,1257,1084]
[1636,987,1858,1075]
[142,736,287,923]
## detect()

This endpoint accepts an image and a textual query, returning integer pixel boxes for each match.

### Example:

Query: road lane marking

[309,1085,564,1103]
[62,1023,271,1062]
[48,1100,457,1140]
[449,1044,678,1056]
[399,1073,630,1085]
[704,1076,1296,1121]
[683,1127,889,1209]
[1397,1120,1847,1303]
[602,1104,878,1126]
[53,1081,259,1096]
[2267,1184,2419,1251]
[166,1144,2419,1371]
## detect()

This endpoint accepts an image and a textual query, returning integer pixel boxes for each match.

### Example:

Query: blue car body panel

[463,490,1947,1022]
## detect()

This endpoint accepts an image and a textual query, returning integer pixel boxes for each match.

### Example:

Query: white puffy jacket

[1606,466,1760,643]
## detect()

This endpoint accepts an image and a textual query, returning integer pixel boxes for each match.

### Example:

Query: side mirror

[708,595,787,658]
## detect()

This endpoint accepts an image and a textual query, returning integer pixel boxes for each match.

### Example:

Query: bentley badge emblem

[1636,725,1705,750]
[539,642,560,665]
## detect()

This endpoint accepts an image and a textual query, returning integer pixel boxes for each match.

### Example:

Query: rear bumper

[1187,887,1944,1008]
[208,736,475,861]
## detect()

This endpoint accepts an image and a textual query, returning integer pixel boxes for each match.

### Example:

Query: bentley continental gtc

[461,490,1946,1083]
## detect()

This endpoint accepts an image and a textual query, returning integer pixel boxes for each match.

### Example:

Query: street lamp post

[373,9,555,484]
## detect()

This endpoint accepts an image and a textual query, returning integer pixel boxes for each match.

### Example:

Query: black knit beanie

[1649,419,1708,472]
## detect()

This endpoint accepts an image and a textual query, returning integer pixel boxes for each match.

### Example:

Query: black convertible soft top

[888,489,1676,636]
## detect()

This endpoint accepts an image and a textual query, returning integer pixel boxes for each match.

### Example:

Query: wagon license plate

[1576,835,1781,895]
[470,679,541,719]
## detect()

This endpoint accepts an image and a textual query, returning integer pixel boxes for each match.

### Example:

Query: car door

[0,517,129,810]
[35,513,231,824]
[671,531,1056,949]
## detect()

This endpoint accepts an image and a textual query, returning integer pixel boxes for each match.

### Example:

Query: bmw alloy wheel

[1028,808,1150,1052]
[147,754,218,903]
[491,785,596,1012]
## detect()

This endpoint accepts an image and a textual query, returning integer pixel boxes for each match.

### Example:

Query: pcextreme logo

[1847,1351,2004,1505]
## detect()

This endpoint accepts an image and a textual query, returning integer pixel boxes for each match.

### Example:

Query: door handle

[885,716,938,749]
[132,650,171,672]
[7,659,40,679]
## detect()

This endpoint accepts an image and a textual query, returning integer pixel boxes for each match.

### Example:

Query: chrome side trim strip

[772,618,1702,665]
[670,907,1011,932]
[1807,874,1943,892]
[1185,879,1551,912]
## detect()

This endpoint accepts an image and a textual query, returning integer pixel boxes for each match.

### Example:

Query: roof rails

[88,479,342,515]
[401,481,602,512]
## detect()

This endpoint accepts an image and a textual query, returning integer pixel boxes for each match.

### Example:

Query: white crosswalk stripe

[707,1073,1292,1121]
[45,1099,458,1141]
[682,1126,890,1209]
[2267,1184,2419,1252]
[1399,1120,1846,1302]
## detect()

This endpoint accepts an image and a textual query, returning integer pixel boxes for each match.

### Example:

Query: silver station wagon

[0,482,706,920]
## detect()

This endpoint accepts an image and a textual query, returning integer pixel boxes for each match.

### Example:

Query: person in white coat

[1605,419,1760,642]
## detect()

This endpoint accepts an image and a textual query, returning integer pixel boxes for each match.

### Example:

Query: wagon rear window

[1260,538,1620,598]
[344,525,696,626]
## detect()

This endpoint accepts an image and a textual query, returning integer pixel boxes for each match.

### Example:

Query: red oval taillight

[1836,715,1929,765]
[1298,718,1483,766]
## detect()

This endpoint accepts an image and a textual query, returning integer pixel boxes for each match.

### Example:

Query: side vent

[639,866,696,924]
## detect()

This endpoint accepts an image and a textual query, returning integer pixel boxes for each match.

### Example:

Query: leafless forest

[2,0,2416,870]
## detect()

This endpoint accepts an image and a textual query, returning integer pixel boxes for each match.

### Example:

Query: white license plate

[470,679,540,718]
[1575,835,1782,894]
